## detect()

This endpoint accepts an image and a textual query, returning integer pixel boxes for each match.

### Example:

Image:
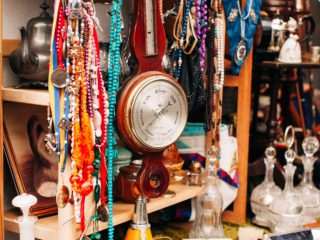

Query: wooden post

[0,0,5,238]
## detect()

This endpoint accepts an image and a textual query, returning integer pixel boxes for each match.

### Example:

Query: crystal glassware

[189,146,224,238]
[250,146,281,228]
[295,136,320,224]
[12,193,38,240]
[269,148,304,233]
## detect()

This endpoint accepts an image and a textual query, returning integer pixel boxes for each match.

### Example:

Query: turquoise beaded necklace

[107,0,122,239]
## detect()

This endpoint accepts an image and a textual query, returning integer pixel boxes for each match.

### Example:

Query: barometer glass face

[131,77,188,149]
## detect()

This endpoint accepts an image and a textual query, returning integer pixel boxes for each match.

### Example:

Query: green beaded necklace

[107,0,122,239]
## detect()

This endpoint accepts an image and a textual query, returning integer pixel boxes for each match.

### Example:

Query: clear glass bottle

[250,146,281,228]
[269,148,304,233]
[296,136,320,224]
[189,146,224,238]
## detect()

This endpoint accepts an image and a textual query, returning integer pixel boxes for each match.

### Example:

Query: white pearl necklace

[216,14,224,91]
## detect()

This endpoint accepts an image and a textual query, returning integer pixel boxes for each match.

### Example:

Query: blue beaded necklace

[107,0,122,239]
[174,0,192,80]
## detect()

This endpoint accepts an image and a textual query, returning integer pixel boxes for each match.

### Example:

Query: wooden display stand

[0,0,252,238]
[220,54,252,225]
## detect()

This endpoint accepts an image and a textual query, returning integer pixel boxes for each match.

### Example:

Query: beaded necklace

[50,0,110,236]
[48,0,71,212]
[83,3,109,213]
[173,0,192,80]
[205,0,224,143]
[215,1,224,91]
[194,0,208,72]
[107,0,123,239]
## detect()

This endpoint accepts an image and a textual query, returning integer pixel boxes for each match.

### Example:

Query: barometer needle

[145,101,173,127]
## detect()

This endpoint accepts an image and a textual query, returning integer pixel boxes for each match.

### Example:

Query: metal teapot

[9,1,52,88]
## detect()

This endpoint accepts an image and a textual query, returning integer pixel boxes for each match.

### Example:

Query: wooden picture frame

[3,103,58,216]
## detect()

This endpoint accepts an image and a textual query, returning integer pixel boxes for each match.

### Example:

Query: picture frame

[4,103,58,216]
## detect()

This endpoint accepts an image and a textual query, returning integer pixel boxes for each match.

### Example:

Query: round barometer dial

[117,72,188,153]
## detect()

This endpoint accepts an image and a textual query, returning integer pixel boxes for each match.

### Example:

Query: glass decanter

[250,146,281,228]
[189,146,224,238]
[269,148,304,233]
[295,136,320,224]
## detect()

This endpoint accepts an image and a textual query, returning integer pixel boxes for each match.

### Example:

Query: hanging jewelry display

[48,0,109,237]
[222,0,262,75]
[172,0,206,113]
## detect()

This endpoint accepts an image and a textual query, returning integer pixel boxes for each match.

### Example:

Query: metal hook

[62,215,75,225]
[81,0,104,32]
[163,5,177,23]
[92,15,104,32]
[79,218,91,240]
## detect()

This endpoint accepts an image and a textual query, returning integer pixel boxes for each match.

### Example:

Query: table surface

[259,53,320,69]
[261,61,320,69]
[153,220,270,240]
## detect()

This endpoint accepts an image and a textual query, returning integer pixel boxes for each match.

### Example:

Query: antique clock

[117,0,188,198]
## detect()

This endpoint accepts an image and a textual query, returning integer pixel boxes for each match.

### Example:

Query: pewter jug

[9,1,52,88]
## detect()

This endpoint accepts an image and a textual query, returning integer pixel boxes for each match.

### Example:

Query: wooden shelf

[0,74,238,108]
[225,74,239,87]
[1,87,49,106]
[4,183,202,240]
[2,39,20,58]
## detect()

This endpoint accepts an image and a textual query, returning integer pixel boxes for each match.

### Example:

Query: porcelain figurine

[278,18,301,63]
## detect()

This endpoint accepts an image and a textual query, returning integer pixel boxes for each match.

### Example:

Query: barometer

[117,0,188,198]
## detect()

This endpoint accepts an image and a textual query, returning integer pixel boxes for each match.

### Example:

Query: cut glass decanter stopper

[250,146,281,228]
[189,146,224,239]
[269,147,304,233]
[296,136,320,224]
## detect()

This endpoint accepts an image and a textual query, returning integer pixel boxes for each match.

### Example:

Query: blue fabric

[52,39,61,153]
[223,0,262,75]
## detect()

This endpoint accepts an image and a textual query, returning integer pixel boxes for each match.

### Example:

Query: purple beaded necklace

[194,0,208,71]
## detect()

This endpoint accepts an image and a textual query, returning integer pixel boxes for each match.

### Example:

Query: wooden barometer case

[117,0,188,198]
